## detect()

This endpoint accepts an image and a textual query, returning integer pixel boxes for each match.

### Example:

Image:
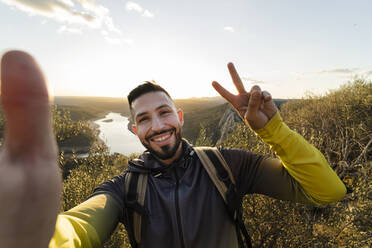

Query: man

[0,51,346,248]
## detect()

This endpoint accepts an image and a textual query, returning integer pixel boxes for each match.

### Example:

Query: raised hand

[212,62,278,130]
[0,51,60,247]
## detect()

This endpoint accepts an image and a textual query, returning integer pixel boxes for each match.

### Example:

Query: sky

[0,0,371,99]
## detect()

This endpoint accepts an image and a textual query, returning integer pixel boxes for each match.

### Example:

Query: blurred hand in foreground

[0,51,60,247]
[212,62,278,130]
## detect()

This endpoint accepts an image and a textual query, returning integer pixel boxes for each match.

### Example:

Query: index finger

[228,62,246,94]
[212,81,235,104]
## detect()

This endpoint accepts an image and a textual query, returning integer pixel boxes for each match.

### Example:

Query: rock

[217,106,242,144]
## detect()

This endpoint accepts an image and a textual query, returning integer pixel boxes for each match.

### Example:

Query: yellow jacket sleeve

[49,194,121,248]
[255,111,346,205]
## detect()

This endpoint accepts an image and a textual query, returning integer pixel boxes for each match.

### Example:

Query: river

[94,113,145,156]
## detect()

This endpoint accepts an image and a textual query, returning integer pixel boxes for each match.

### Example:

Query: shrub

[52,105,96,147]
[280,79,371,164]
[212,80,371,247]
[61,142,131,248]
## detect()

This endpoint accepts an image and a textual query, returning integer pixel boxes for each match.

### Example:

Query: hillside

[53,96,227,142]
[0,80,369,247]
[59,79,371,247]
[53,96,225,118]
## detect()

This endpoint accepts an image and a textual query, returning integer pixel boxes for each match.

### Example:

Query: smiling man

[129,86,184,164]
[51,68,345,247]
[0,51,346,248]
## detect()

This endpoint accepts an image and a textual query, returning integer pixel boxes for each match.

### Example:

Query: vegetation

[54,96,129,116]
[185,102,229,144]
[60,144,132,247]
[52,106,97,155]
[56,79,370,247]
[56,105,102,121]
[213,79,371,247]
[0,80,369,247]
[280,80,371,165]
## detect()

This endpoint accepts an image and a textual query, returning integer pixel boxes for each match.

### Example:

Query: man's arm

[221,112,346,205]
[49,172,127,247]
[254,111,346,205]
[49,194,121,248]
[214,62,346,205]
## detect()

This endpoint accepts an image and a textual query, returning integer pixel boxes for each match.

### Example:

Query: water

[94,113,145,156]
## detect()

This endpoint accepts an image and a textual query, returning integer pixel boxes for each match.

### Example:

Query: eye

[160,110,170,115]
[138,117,149,123]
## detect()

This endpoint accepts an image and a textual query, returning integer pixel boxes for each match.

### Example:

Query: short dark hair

[127,81,172,110]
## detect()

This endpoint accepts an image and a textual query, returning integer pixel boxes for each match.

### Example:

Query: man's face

[131,91,184,161]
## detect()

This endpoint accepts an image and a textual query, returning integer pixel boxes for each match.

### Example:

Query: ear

[177,109,184,126]
[131,124,138,135]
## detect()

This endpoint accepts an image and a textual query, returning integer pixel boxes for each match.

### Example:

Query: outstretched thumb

[1,51,56,159]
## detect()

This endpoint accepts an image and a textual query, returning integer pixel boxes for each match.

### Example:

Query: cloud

[1,0,122,34]
[316,68,372,78]
[125,1,143,12]
[101,28,131,45]
[241,77,266,84]
[58,0,75,8]
[57,25,82,34]
[1,0,97,26]
[294,67,372,80]
[103,16,122,34]
[125,1,154,18]
[142,9,154,18]
[318,68,359,75]
[223,26,235,32]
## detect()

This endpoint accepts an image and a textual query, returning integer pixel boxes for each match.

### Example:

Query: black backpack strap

[122,172,137,248]
[123,169,148,248]
[194,146,252,248]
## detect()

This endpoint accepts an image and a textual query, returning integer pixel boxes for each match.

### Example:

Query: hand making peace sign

[212,62,278,130]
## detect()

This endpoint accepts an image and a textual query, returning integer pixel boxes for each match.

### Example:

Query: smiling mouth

[148,130,174,144]
[152,133,171,142]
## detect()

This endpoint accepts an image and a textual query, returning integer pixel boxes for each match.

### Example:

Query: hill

[60,80,371,247]
[54,95,288,143]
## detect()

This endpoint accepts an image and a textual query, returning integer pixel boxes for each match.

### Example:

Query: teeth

[152,132,171,142]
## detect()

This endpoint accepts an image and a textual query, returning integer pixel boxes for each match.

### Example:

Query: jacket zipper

[174,168,186,248]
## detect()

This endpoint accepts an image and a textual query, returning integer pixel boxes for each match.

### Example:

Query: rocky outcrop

[216,99,286,144]
[216,106,242,144]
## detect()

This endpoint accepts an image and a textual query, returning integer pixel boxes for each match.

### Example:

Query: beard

[142,126,183,160]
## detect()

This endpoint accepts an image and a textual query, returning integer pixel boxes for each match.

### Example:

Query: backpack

[123,147,252,248]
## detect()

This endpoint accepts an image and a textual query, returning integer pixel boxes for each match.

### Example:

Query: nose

[151,115,165,132]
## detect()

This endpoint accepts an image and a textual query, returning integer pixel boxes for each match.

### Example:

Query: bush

[212,80,372,247]
[52,105,96,147]
[280,80,371,164]
[61,142,132,248]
